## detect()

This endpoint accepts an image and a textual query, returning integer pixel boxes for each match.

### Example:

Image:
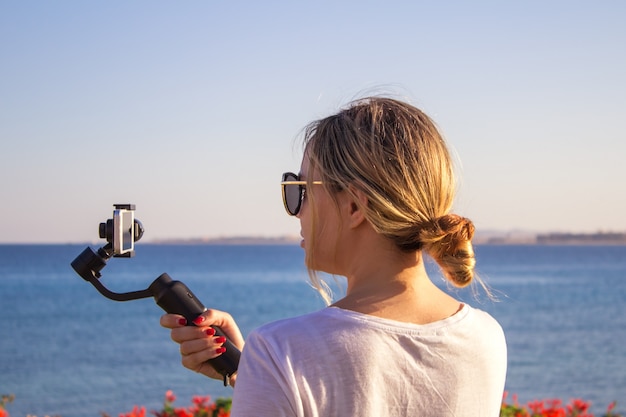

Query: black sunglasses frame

[281,172,323,216]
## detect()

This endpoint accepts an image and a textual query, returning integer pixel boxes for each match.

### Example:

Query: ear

[345,185,369,229]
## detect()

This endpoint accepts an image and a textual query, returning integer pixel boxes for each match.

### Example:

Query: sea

[0,244,625,416]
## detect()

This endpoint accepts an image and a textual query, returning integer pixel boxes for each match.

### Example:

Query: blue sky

[1,1,625,243]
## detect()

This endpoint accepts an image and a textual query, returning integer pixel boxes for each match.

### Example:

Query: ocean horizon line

[1,230,626,246]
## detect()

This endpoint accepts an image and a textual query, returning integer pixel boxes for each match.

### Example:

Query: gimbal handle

[149,273,241,383]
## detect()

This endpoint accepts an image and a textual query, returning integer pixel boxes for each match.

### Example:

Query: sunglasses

[281,172,323,216]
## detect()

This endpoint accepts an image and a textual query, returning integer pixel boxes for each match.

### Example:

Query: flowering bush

[148,390,230,417]
[1,391,621,417]
[1,395,15,417]
[0,391,230,417]
[501,392,622,417]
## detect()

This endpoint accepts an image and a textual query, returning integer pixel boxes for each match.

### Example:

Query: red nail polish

[193,316,205,325]
[205,328,216,336]
[178,318,187,326]
[215,347,226,354]
[215,336,226,344]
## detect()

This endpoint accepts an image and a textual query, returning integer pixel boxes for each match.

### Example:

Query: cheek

[300,190,344,266]
[304,217,342,271]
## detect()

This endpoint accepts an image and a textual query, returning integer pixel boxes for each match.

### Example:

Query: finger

[193,309,245,350]
[160,313,188,329]
[179,334,227,357]
[195,309,233,328]
[170,325,214,344]
[180,336,229,378]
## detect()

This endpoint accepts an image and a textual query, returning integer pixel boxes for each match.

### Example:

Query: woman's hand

[160,309,245,385]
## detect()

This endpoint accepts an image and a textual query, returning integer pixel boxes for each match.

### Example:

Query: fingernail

[215,336,226,344]
[178,318,187,326]
[205,328,216,336]
[215,347,226,354]
[193,316,205,325]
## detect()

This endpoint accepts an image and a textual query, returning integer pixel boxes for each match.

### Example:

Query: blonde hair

[302,97,478,301]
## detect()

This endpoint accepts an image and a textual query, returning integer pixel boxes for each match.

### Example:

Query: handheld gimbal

[70,204,240,386]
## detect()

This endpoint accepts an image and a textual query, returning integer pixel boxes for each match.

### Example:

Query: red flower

[119,405,146,417]
[192,395,211,406]
[165,390,177,404]
[174,409,192,417]
[566,398,591,416]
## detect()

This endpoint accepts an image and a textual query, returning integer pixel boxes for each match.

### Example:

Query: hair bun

[420,214,476,287]
[434,214,474,241]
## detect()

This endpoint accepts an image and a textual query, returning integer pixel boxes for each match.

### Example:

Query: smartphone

[113,207,134,256]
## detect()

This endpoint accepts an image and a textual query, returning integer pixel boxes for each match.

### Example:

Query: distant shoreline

[473,231,626,246]
[2,232,626,246]
[149,231,626,246]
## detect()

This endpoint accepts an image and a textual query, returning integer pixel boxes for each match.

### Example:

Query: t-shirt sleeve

[230,329,299,417]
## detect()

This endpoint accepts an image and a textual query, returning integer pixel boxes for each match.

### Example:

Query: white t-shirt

[231,304,507,417]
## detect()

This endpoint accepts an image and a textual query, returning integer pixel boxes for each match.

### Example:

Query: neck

[339,226,426,293]
[336,250,430,306]
[332,233,461,324]
[333,219,460,324]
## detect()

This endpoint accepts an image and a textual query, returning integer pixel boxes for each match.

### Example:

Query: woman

[161,97,507,416]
